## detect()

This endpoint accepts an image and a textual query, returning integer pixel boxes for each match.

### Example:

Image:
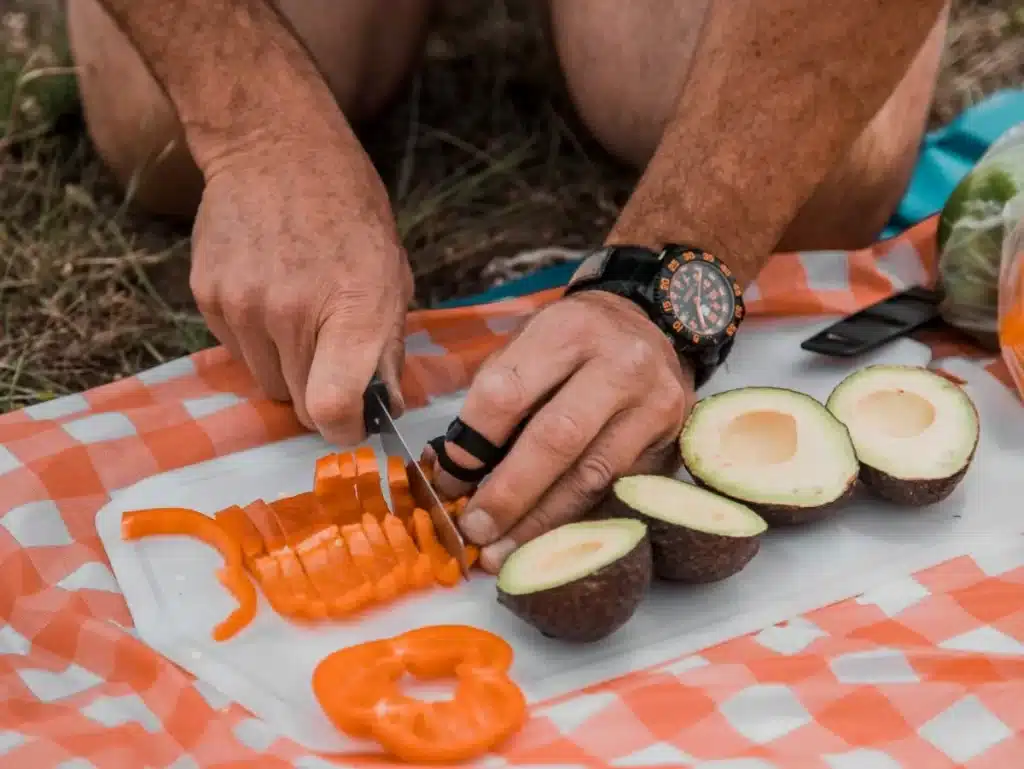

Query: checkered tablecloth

[2,215,1022,768]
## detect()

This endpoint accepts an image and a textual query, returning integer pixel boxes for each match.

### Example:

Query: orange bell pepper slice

[382,514,433,589]
[410,508,461,587]
[270,491,322,546]
[312,625,525,763]
[354,446,383,509]
[244,499,286,553]
[214,504,264,562]
[314,452,361,526]
[121,507,257,642]
[361,513,405,597]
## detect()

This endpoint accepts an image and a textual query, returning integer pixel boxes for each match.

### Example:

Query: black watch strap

[564,246,662,304]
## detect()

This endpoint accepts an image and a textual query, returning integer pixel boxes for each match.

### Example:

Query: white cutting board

[96,317,1024,755]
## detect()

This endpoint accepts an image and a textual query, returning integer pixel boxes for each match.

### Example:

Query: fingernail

[481,538,517,573]
[458,509,498,545]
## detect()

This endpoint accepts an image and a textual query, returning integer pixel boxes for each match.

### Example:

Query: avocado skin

[496,532,652,643]
[682,463,858,527]
[604,493,761,583]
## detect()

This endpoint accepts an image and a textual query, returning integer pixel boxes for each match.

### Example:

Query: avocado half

[679,387,860,526]
[606,474,767,583]
[826,365,980,506]
[496,518,651,642]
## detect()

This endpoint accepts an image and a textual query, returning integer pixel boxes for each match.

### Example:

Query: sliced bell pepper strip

[382,514,433,589]
[121,507,257,642]
[295,525,345,605]
[361,512,406,595]
[354,446,384,508]
[214,504,265,562]
[361,494,391,521]
[270,491,321,546]
[411,508,461,587]
[322,532,376,617]
[314,452,362,526]
[244,499,287,553]
[385,456,415,519]
[312,625,525,763]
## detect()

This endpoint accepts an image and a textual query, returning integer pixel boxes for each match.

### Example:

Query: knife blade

[363,375,470,578]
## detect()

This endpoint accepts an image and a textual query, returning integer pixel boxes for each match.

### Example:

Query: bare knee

[548,0,711,168]
[68,0,434,219]
[69,0,203,218]
[777,5,949,252]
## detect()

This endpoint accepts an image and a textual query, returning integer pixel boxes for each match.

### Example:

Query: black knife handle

[362,374,391,436]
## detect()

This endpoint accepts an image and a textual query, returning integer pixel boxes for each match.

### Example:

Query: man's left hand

[433,290,695,574]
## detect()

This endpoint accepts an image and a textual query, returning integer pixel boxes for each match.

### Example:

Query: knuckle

[477,477,521,522]
[306,387,361,431]
[472,365,528,417]
[532,411,587,460]
[264,292,304,327]
[651,386,687,422]
[572,452,617,496]
[618,336,658,376]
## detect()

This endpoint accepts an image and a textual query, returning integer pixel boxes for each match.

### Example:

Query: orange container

[998,211,1024,400]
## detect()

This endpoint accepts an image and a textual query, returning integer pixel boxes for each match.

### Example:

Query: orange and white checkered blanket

[2,215,1022,768]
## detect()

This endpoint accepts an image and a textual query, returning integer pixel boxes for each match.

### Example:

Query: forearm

[607,0,947,287]
[95,0,355,173]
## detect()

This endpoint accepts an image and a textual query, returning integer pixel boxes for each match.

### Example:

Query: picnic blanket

[3,91,1024,767]
[3,214,1024,769]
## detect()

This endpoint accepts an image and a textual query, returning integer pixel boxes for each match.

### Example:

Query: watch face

[654,249,744,345]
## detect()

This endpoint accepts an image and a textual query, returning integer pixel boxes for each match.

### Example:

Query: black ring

[446,418,508,464]
[428,436,491,485]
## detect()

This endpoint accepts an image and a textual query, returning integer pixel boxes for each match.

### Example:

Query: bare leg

[548,0,949,252]
[68,0,434,218]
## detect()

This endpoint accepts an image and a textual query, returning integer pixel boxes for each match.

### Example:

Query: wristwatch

[563,243,745,389]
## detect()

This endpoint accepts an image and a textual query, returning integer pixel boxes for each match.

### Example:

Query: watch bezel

[651,245,746,351]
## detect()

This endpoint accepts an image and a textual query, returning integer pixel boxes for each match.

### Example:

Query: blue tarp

[437,89,1024,310]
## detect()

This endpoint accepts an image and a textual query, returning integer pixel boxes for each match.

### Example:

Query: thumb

[376,309,408,418]
[305,311,389,447]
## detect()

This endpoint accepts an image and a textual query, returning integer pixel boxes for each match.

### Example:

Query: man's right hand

[189,140,413,446]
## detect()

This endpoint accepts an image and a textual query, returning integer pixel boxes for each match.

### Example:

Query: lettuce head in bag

[937,121,1024,350]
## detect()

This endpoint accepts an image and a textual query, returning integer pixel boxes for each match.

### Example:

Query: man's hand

[190,142,413,445]
[434,290,694,573]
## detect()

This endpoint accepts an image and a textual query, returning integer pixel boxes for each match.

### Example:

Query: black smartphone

[800,286,943,357]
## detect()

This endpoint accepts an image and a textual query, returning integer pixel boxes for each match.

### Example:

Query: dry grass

[1,0,1022,413]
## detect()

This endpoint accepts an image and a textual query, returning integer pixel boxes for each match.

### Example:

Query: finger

[305,311,388,447]
[230,317,291,402]
[478,406,677,573]
[202,311,245,364]
[376,320,407,419]
[440,308,591,471]
[274,334,315,431]
[457,361,630,547]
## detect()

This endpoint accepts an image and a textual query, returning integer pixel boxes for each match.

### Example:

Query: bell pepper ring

[312,625,525,763]
[121,507,258,642]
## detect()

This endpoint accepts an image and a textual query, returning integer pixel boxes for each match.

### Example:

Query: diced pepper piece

[270,491,321,546]
[385,456,415,519]
[312,625,526,763]
[410,508,461,587]
[343,525,386,582]
[314,452,362,526]
[295,525,345,604]
[214,504,265,561]
[465,544,480,569]
[354,446,383,507]
[361,494,391,521]
[244,499,286,553]
[121,507,257,642]
[321,531,375,617]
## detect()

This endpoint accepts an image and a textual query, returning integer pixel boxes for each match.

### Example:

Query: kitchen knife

[363,375,470,578]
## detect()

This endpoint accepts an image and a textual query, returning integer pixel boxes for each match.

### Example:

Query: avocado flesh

[607,474,767,583]
[679,387,859,526]
[826,365,980,506]
[496,519,652,642]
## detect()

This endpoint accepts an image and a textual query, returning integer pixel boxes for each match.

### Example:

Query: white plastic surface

[96,318,1024,754]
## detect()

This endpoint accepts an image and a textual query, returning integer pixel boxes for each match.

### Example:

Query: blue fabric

[435,89,1024,310]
